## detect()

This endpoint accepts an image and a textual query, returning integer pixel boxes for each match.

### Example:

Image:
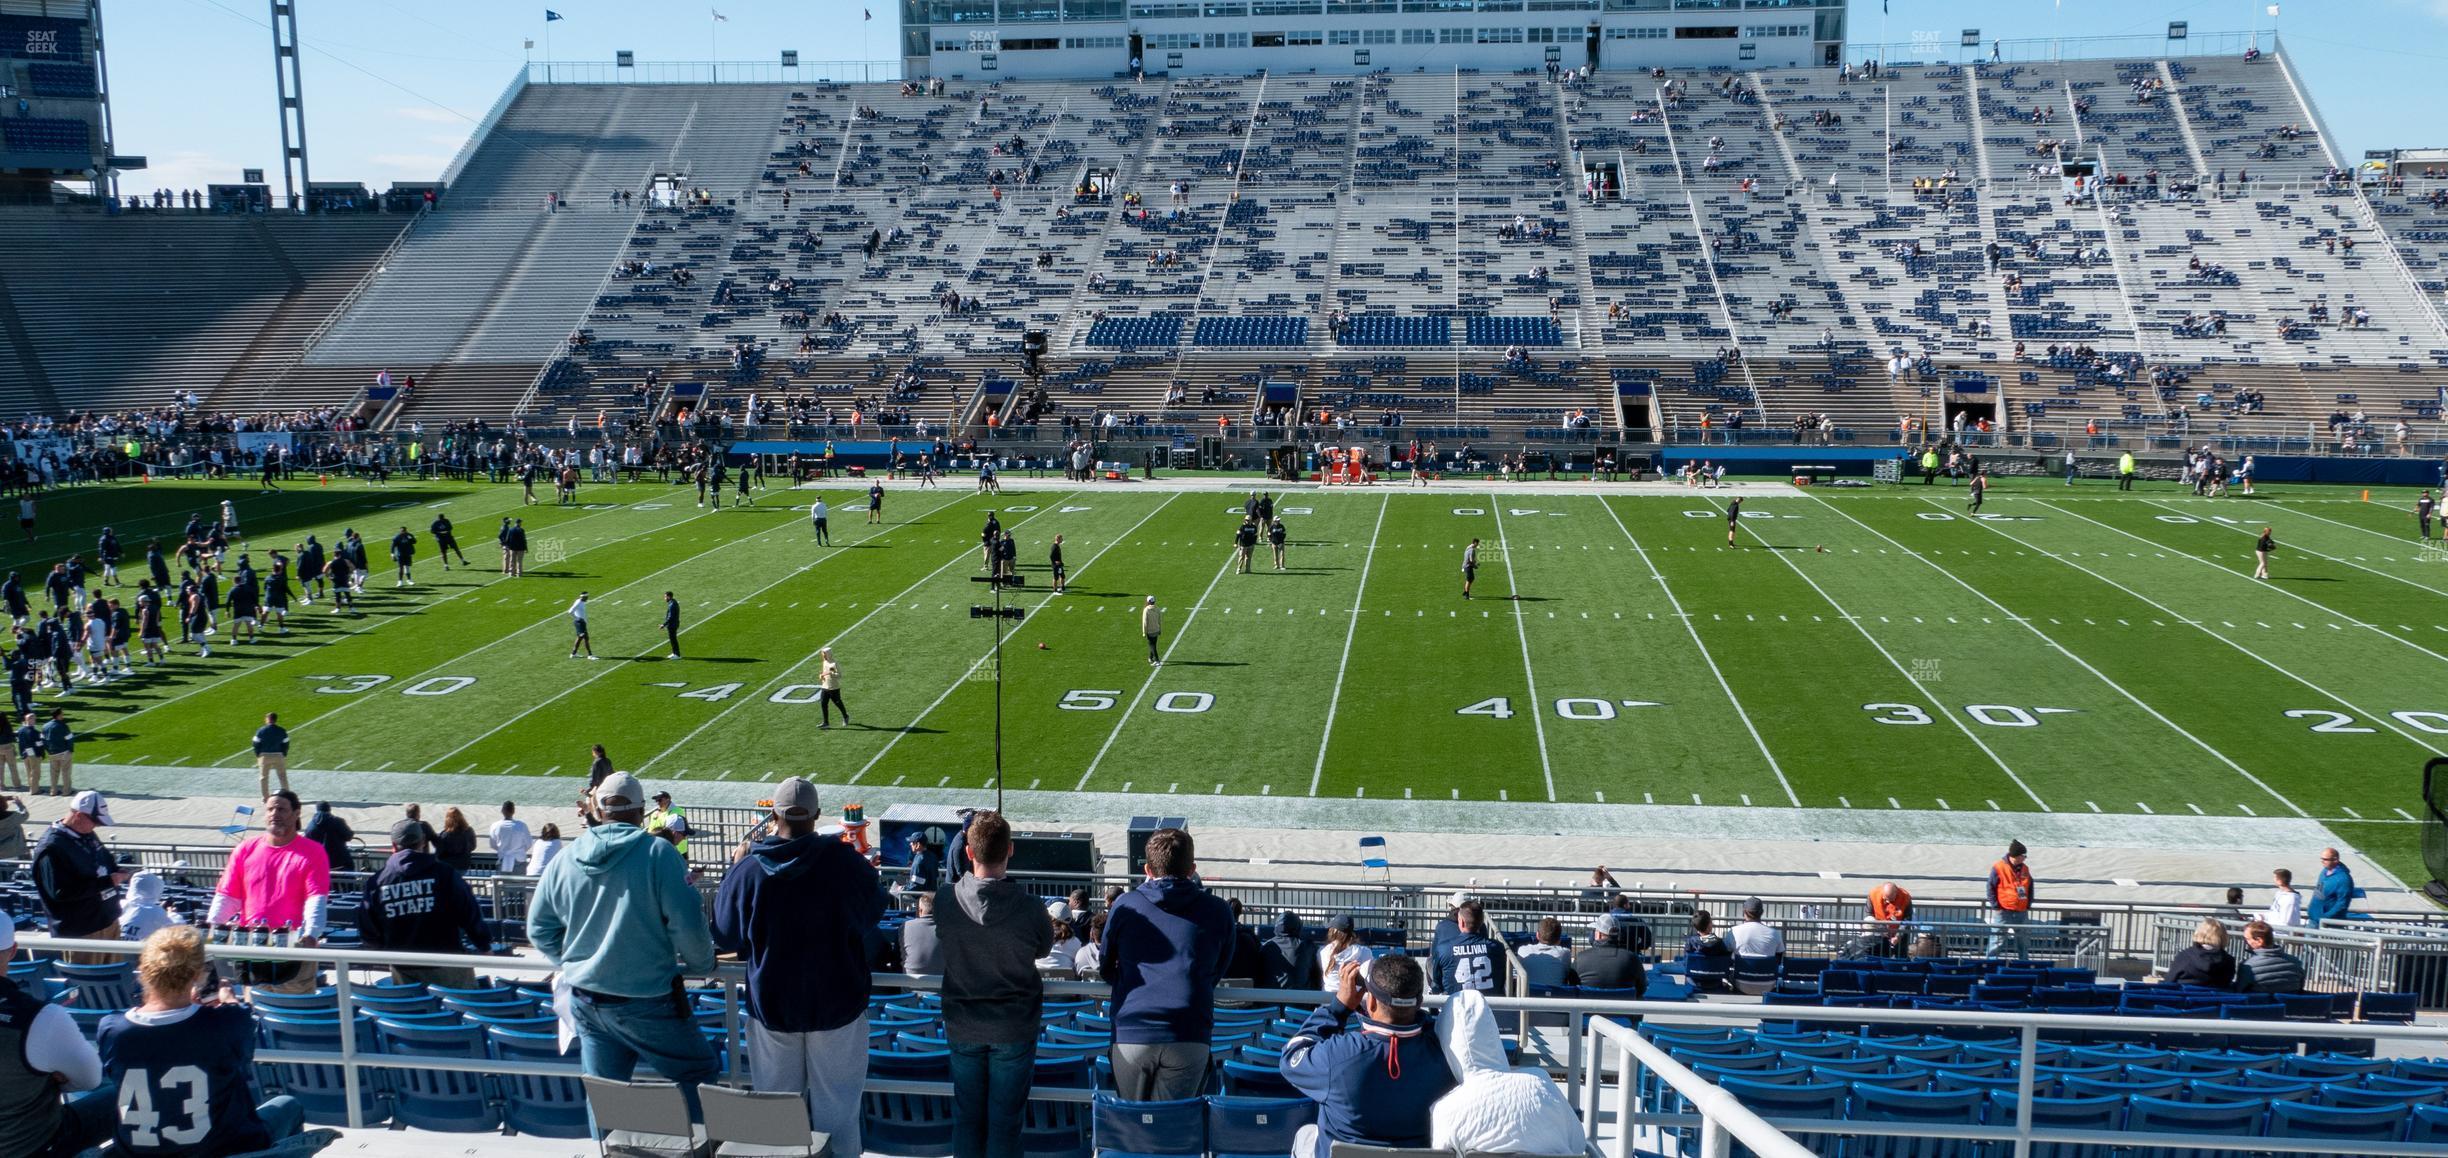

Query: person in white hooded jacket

[118,869,184,942]
[1430,989,1586,1155]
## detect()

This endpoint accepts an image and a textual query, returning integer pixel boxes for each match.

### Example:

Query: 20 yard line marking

[1308,494,1389,796]
[1490,498,1556,802]
[1597,497,1798,806]
[1713,497,2050,811]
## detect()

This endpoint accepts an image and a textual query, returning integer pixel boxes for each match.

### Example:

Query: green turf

[37,475,2448,883]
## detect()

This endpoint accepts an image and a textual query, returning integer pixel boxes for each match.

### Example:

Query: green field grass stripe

[2220,495,2439,552]
[2135,498,2448,599]
[1308,494,1389,796]
[1488,497,1556,802]
[1595,496,1796,805]
[1817,493,2307,817]
[1074,508,1255,791]
[648,492,1087,775]
[409,488,976,772]
[2041,499,2448,668]
[1947,501,2448,764]
[1717,494,2052,811]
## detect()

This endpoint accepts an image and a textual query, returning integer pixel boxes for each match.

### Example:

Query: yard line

[1827,495,2308,816]
[131,490,676,742]
[1709,497,2049,810]
[1307,494,1389,796]
[1489,499,1556,802]
[2136,499,2448,599]
[1074,510,1243,790]
[652,492,1091,776]
[2213,496,2448,557]
[1594,497,1796,806]
[1957,508,2448,761]
[218,497,761,759]
[2047,500,2448,669]
[411,490,967,772]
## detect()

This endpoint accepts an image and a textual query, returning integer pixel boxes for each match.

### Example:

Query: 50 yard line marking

[411,489,972,772]
[1307,494,1389,796]
[860,494,1180,786]
[1712,496,2050,811]
[1073,499,1243,791]
[1871,495,2304,816]
[1596,496,1797,807]
[1490,497,1555,802]
[646,492,1091,775]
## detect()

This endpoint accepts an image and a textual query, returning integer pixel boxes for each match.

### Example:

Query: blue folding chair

[1356,836,1390,881]
[1092,1093,1206,1158]
[1206,1095,1315,1158]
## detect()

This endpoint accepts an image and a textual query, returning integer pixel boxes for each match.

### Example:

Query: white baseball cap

[70,790,113,825]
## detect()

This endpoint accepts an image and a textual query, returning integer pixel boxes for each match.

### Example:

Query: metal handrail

[439,69,532,194]
[1585,1018,1812,1158]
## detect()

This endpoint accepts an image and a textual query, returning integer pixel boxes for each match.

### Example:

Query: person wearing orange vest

[1867,882,1913,957]
[1985,841,2034,959]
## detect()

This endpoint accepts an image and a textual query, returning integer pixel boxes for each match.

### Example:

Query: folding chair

[221,805,256,842]
[700,1084,831,1157]
[582,1076,710,1158]
[1356,836,1390,881]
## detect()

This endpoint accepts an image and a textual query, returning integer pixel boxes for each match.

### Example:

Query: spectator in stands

[1038,904,1083,979]
[1103,826,1234,1100]
[1518,917,1574,989]
[116,871,181,944]
[937,810,1049,1158]
[2164,918,2237,988]
[1726,899,1784,991]
[98,926,305,1157]
[2233,920,2305,994]
[360,817,491,988]
[526,823,564,877]
[713,778,882,1155]
[433,806,477,872]
[527,772,718,1125]
[1281,954,1456,1158]
[1681,913,1733,985]
[32,789,125,962]
[1570,914,1646,994]
[901,892,943,976]
[1319,914,1374,988]
[1867,882,1914,957]
[397,803,437,851]
[0,793,29,863]
[488,801,533,874]
[302,801,353,873]
[2309,847,2356,927]
[209,791,331,993]
[1986,840,2034,959]
[2264,867,2306,927]
[1429,989,1581,1155]
[1431,901,1509,997]
[0,916,111,1158]
[1221,897,1266,987]
[1260,911,1319,990]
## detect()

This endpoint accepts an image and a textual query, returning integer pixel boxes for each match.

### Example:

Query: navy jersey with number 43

[98,1003,272,1157]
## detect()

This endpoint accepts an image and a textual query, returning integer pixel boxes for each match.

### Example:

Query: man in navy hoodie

[1101,827,1234,1100]
[713,777,882,1154]
[1280,954,1456,1158]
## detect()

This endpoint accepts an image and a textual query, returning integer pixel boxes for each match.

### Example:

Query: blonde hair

[137,926,209,1000]
[2192,917,2229,950]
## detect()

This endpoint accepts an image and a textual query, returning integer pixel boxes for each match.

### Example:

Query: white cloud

[395,106,468,125]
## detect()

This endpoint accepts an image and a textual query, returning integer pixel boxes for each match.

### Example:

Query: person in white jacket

[1430,989,1585,1155]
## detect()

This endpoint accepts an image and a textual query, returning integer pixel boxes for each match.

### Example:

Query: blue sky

[109,0,2448,194]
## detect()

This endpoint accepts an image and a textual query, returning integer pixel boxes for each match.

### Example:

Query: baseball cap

[1046,901,1074,923]
[1145,595,1157,604]
[389,818,429,850]
[1447,889,1471,911]
[1591,912,1620,939]
[652,790,673,803]
[772,777,818,821]
[596,772,646,811]
[69,790,112,825]
[1326,914,1355,935]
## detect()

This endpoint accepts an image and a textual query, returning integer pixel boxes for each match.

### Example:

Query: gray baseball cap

[596,772,646,811]
[772,777,819,821]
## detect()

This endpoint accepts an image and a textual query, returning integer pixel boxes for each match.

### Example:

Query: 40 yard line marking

[1713,496,2050,811]
[1596,496,1797,807]
[654,492,1095,775]
[1491,497,1556,802]
[410,490,970,773]
[1870,495,2305,817]
[1308,494,1390,796]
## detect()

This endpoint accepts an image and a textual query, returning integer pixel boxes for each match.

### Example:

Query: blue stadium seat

[1717,1077,1845,1154]
[489,1027,589,1138]
[258,1013,386,1127]
[1219,1059,1296,1099]
[1981,1090,2122,1158]
[1026,1097,1091,1158]
[1205,1095,1314,1158]
[2410,1102,2448,1145]
[374,1018,499,1132]
[1092,1093,1206,1158]
[2266,1099,2403,1146]
[2122,1095,2266,1158]
[53,961,138,1011]
[1846,1084,1987,1158]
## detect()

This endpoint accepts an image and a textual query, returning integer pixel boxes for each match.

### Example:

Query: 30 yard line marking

[1490,498,1556,802]
[1872,496,2303,816]
[409,491,966,772]
[1308,494,1389,796]
[663,491,1095,777]
[1712,496,2050,811]
[1965,510,2448,762]
[1596,496,1798,806]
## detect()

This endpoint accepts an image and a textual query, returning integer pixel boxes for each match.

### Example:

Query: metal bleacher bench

[1793,464,1841,484]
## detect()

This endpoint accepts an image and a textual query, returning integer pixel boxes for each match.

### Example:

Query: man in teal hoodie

[528,771,717,1128]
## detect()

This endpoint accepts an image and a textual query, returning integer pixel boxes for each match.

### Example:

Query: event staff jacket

[1987,860,2033,912]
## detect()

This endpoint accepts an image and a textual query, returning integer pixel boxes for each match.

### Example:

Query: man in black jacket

[1259,911,1319,990]
[1571,913,1648,995]
[32,790,125,962]
[302,801,356,872]
[360,818,491,987]
[712,778,882,1153]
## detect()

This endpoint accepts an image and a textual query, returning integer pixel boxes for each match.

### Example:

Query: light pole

[970,574,1026,811]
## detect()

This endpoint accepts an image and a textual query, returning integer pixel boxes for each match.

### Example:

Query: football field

[28,473,2448,881]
